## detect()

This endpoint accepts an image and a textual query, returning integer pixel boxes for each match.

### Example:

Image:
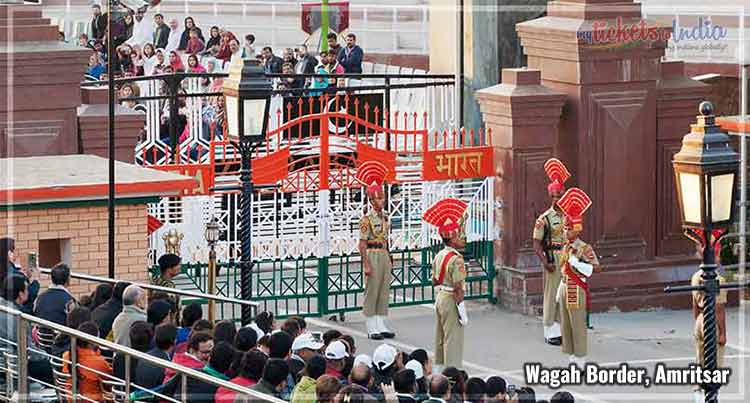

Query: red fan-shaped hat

[356,161,390,196]
[423,198,468,238]
[556,187,592,231]
[544,158,571,194]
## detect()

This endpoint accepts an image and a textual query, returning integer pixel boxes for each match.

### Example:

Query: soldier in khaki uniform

[532,158,571,345]
[357,161,396,340]
[691,269,728,368]
[556,188,600,366]
[423,198,469,370]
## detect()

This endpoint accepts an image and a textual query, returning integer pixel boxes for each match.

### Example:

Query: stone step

[0,24,58,42]
[0,17,51,26]
[0,5,44,19]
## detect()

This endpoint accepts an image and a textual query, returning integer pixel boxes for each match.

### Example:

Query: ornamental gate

[145,93,498,321]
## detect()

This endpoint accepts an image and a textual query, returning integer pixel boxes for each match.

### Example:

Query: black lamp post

[222,58,272,326]
[204,216,220,322]
[665,101,744,403]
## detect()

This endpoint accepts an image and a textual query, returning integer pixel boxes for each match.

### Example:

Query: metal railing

[0,303,285,403]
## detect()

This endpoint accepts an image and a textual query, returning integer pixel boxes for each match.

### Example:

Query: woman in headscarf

[216,31,237,62]
[178,16,203,51]
[119,83,139,109]
[186,54,206,73]
[123,12,135,42]
[152,49,166,74]
[168,50,186,72]
[205,26,221,51]
[142,43,157,75]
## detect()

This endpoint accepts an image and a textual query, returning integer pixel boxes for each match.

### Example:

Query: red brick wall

[0,204,150,297]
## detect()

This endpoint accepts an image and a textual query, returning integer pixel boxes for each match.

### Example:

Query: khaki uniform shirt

[560,238,599,309]
[432,246,467,288]
[532,208,566,247]
[359,210,389,244]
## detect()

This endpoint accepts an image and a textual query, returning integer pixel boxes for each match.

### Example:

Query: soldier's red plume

[544,158,571,194]
[356,161,389,197]
[556,187,592,232]
[423,198,468,238]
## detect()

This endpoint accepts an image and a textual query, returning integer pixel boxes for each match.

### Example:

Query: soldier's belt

[366,241,387,249]
[549,243,564,250]
[436,285,455,292]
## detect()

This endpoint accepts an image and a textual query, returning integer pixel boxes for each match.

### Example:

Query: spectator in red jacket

[164,331,213,382]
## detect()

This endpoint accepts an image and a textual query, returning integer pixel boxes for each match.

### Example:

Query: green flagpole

[320,0,329,52]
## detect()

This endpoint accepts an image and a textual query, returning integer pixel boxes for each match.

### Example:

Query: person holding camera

[0,237,40,314]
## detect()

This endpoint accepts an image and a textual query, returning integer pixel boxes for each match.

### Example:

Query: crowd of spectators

[1,236,577,403]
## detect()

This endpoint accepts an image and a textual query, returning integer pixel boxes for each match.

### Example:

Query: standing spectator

[89,283,113,311]
[92,281,129,339]
[111,284,148,346]
[316,375,342,403]
[325,50,345,87]
[338,33,363,74]
[229,39,242,64]
[136,323,177,390]
[465,377,486,403]
[324,340,349,381]
[179,16,204,51]
[282,48,297,68]
[290,354,326,403]
[186,28,205,54]
[277,63,304,93]
[206,26,221,50]
[34,263,76,326]
[127,9,154,47]
[551,391,575,403]
[78,33,90,47]
[485,376,506,403]
[426,374,452,403]
[147,298,173,327]
[309,50,330,96]
[166,331,213,381]
[0,275,53,384]
[113,321,153,381]
[1,238,39,314]
[152,253,181,318]
[327,32,343,58]
[242,34,256,58]
[153,13,170,49]
[62,322,112,402]
[236,358,290,402]
[393,369,419,403]
[294,44,317,88]
[216,349,267,403]
[123,12,135,42]
[262,46,284,74]
[90,4,106,41]
[165,19,182,53]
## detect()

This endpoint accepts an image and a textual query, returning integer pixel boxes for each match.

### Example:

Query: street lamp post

[665,101,747,403]
[222,58,272,326]
[204,216,220,322]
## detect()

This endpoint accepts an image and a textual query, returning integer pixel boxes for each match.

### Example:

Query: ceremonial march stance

[556,188,600,365]
[532,158,571,346]
[423,198,470,370]
[357,161,396,340]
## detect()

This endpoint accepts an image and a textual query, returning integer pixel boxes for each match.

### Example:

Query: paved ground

[300,301,749,403]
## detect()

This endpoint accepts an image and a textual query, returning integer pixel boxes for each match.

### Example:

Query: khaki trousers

[560,297,587,357]
[434,291,464,368]
[543,252,562,327]
[363,249,392,317]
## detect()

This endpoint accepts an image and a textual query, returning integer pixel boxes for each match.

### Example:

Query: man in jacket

[239,358,290,402]
[92,281,129,340]
[34,263,76,326]
[111,284,147,346]
[153,13,170,49]
[393,369,419,403]
[135,323,177,389]
[338,33,364,74]
[0,275,53,385]
[90,4,107,41]
[290,354,326,403]
[424,374,452,403]
[262,46,284,74]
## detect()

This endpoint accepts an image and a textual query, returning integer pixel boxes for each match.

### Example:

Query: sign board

[152,164,215,196]
[301,1,350,34]
[422,147,494,181]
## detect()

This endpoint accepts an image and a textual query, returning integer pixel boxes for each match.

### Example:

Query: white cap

[325,340,349,360]
[354,354,372,368]
[372,344,397,371]
[245,322,265,340]
[292,333,324,352]
[405,359,424,379]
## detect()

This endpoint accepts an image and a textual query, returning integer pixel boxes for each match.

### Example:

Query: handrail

[38,267,260,308]
[0,303,285,403]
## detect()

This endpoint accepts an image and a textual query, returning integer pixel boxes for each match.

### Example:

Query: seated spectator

[282,47,296,68]
[136,323,177,390]
[179,16,203,50]
[174,318,213,354]
[1,237,39,314]
[214,319,237,344]
[86,52,105,79]
[290,315,307,334]
[551,391,575,403]
[205,26,221,50]
[335,385,371,403]
[92,281,129,348]
[175,341,234,403]
[254,311,276,336]
[426,374,452,403]
[372,344,398,390]
[216,31,238,62]
[176,302,202,344]
[216,349,267,403]
[89,283,113,311]
[147,299,173,328]
[309,51,331,96]
[113,321,152,381]
[111,284,147,346]
[0,275,53,385]
[324,50,345,87]
[324,340,349,381]
[404,360,426,401]
[516,386,536,403]
[228,327,258,377]
[169,50,186,72]
[393,368,418,403]
[119,83,139,109]
[348,363,374,395]
[269,330,295,399]
[242,33,255,58]
[322,330,342,347]
[465,377,486,403]
[187,53,207,73]
[442,367,465,403]
[236,358,290,402]
[290,333,324,378]
[165,331,213,382]
[34,263,76,325]
[149,291,178,323]
[316,374,342,403]
[186,28,205,54]
[50,306,92,357]
[62,321,112,402]
[78,33,90,47]
[291,354,326,403]
[484,376,506,403]
[152,49,167,74]
[282,318,301,339]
